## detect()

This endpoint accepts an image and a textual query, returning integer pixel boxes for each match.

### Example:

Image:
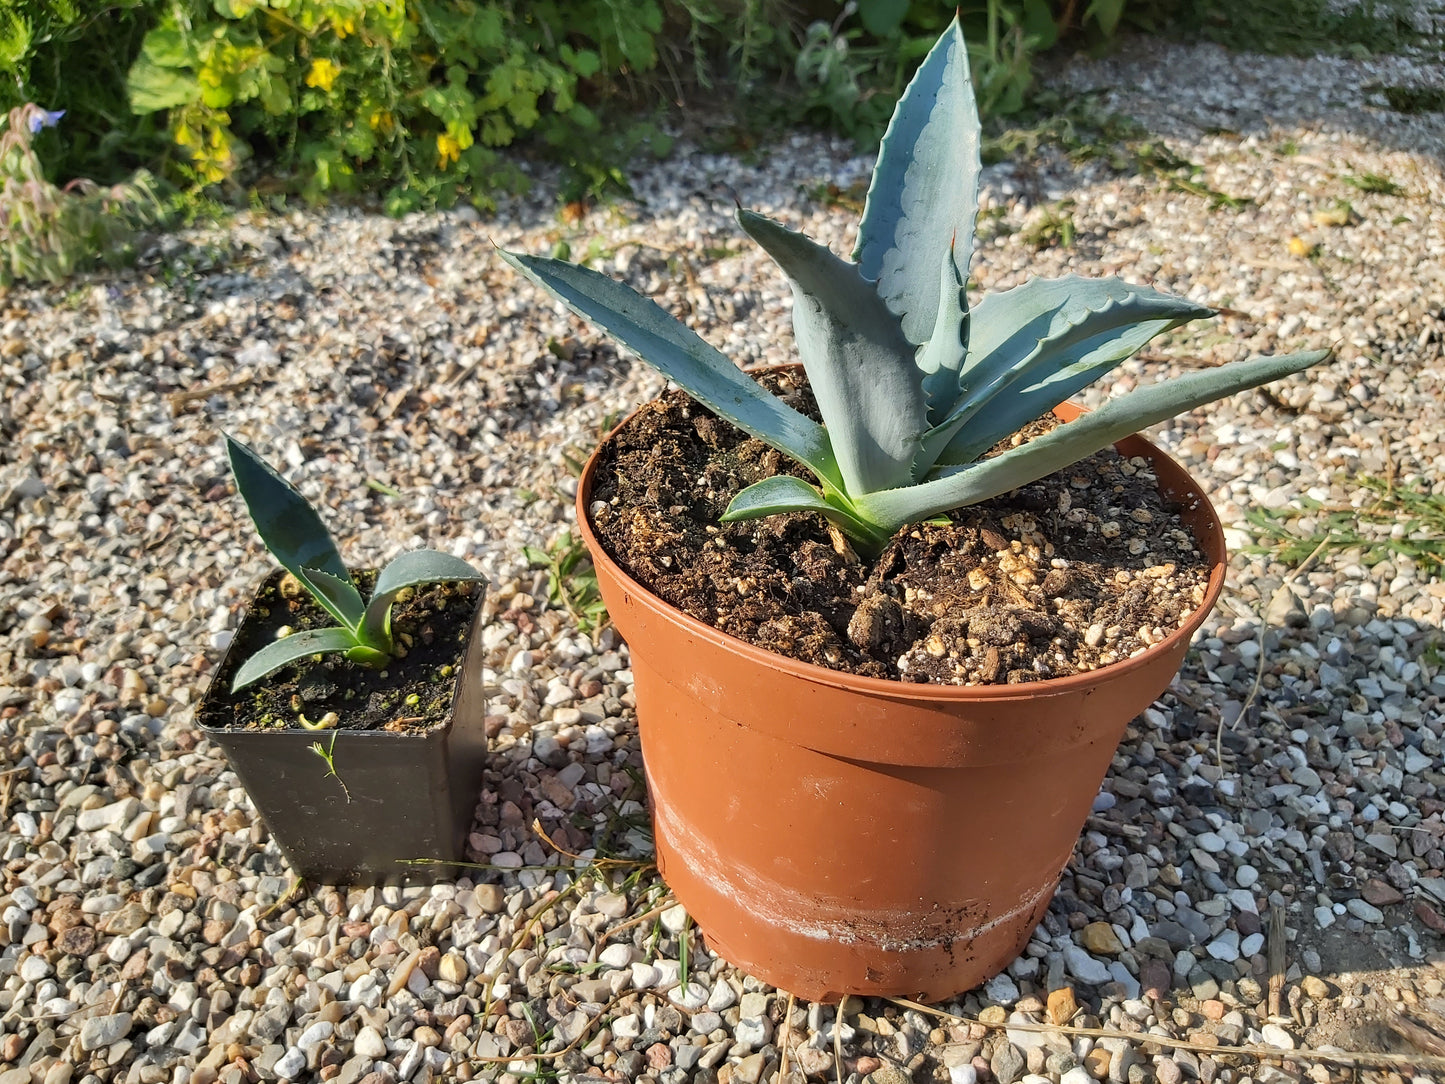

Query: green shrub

[776,0,1129,144]
[0,103,166,285]
[125,0,731,213]
[0,2,167,184]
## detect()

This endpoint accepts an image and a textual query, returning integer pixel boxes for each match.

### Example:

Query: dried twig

[1216,534,1330,768]
[470,990,628,1067]
[1267,903,1286,1019]
[257,874,307,921]
[166,373,253,416]
[598,896,677,945]
[781,991,797,1080]
[1386,1012,1445,1058]
[835,994,849,1084]
[888,997,1445,1072]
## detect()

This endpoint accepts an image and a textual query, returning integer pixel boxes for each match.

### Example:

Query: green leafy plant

[1245,475,1445,571]
[225,434,485,691]
[122,0,706,212]
[524,531,608,633]
[503,17,1328,558]
[0,102,166,284]
[777,0,1136,144]
[0,1,165,185]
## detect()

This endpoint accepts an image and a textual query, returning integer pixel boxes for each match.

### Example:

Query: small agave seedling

[502,17,1328,558]
[224,435,485,693]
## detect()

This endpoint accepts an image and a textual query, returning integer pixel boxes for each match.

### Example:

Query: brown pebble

[1047,987,1079,1026]
[57,925,96,956]
[1200,1000,1225,1021]
[1141,959,1172,1000]
[2,1034,24,1061]
[647,1043,673,1070]
[854,1057,881,1075]
[1084,1047,1111,1079]
[1416,900,1445,933]
[444,1015,472,1042]
[416,945,441,980]
[1362,879,1404,907]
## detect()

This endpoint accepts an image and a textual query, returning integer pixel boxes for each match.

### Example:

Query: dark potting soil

[588,371,1211,686]
[198,572,479,733]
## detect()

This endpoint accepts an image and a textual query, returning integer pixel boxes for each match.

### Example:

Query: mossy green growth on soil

[199,570,480,735]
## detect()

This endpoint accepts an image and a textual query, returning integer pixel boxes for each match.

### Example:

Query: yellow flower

[333,15,357,38]
[368,109,394,133]
[436,132,462,169]
[306,58,341,92]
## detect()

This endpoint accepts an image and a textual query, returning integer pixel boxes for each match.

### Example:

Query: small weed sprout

[309,734,351,802]
[225,435,485,691]
[524,531,608,633]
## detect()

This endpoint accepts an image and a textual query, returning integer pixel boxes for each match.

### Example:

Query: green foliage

[1245,476,1445,572]
[121,0,728,212]
[225,435,485,691]
[0,2,168,184]
[524,531,609,633]
[1344,171,1406,196]
[0,103,167,285]
[505,18,1328,557]
[772,0,1133,145]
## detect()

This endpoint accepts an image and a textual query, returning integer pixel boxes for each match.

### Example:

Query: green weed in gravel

[1344,171,1407,197]
[1245,475,1445,572]
[525,531,609,634]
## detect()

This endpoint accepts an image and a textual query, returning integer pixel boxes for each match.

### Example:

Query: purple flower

[27,108,65,134]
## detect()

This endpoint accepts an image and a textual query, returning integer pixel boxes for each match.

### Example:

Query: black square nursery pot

[196,572,489,885]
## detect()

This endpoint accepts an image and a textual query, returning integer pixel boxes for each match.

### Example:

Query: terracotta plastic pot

[196,573,489,886]
[577,398,1227,1002]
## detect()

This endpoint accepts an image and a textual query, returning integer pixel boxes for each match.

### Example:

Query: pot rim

[576,379,1228,703]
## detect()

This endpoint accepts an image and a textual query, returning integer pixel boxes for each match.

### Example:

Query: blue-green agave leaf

[359,550,486,650]
[231,626,360,692]
[737,209,927,494]
[857,349,1330,528]
[722,476,894,551]
[914,240,970,424]
[721,475,834,520]
[924,277,1215,468]
[225,435,350,583]
[297,567,366,633]
[853,14,981,346]
[499,249,840,490]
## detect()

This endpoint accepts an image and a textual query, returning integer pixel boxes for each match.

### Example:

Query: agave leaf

[225,435,350,583]
[720,475,834,520]
[359,550,486,650]
[499,249,841,490]
[722,476,894,551]
[857,349,1330,529]
[914,240,970,424]
[231,626,360,692]
[297,567,366,633]
[738,209,927,494]
[853,14,981,346]
[923,277,1215,469]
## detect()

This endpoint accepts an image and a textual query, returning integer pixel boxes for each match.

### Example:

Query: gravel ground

[3,16,1445,1084]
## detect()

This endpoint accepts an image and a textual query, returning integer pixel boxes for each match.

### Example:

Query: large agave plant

[503,17,1327,558]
